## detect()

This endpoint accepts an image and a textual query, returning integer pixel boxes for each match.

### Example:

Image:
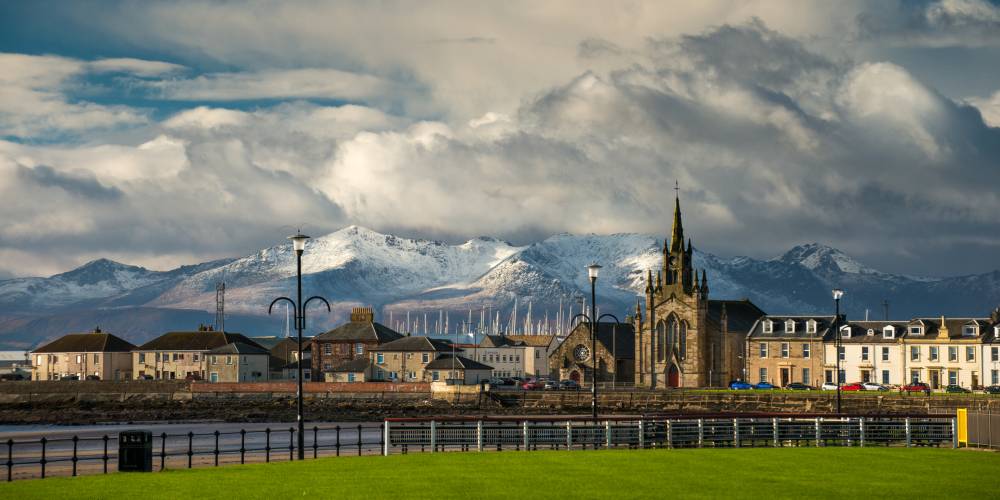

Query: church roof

[560,322,635,359]
[708,299,766,334]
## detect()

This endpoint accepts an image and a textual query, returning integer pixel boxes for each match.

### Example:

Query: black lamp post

[833,288,844,414]
[269,232,330,460]
[567,263,622,423]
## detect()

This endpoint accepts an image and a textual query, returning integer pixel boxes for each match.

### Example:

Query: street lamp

[269,232,330,460]
[832,288,844,414]
[587,264,600,420]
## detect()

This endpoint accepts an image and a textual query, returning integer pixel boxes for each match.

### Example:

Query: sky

[1,0,999,279]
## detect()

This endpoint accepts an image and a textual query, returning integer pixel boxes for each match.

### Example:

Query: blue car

[753,382,776,390]
[729,380,753,390]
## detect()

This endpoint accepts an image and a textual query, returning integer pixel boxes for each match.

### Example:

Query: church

[632,194,765,388]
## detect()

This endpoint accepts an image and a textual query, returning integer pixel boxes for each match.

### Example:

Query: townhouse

[30,328,134,381]
[901,317,990,389]
[822,320,908,386]
[369,336,457,382]
[204,342,270,382]
[746,316,832,387]
[132,325,266,381]
[984,322,1000,387]
[476,334,555,378]
[311,307,403,381]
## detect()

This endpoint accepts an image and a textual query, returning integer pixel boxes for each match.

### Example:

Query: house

[30,328,135,381]
[549,322,635,384]
[900,317,990,389]
[423,354,493,384]
[747,316,834,387]
[324,358,375,382]
[205,342,270,382]
[984,316,1000,387]
[476,334,555,378]
[131,325,263,381]
[257,336,312,380]
[820,320,907,386]
[369,336,456,382]
[311,307,403,380]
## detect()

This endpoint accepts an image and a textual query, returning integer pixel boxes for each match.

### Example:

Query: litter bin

[118,430,153,472]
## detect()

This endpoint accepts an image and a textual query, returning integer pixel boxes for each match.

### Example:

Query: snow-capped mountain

[1,226,998,349]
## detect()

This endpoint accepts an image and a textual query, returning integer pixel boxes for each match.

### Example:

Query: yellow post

[956,408,968,447]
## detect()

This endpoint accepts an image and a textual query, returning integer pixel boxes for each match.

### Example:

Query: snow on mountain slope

[0,259,164,311]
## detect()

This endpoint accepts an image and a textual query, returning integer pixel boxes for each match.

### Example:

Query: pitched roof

[248,336,286,350]
[371,336,457,352]
[424,354,493,371]
[208,342,270,355]
[502,335,555,348]
[905,317,991,340]
[836,320,907,343]
[562,322,635,359]
[32,332,135,353]
[748,315,835,340]
[135,331,263,351]
[708,299,766,333]
[329,358,373,372]
[479,335,526,348]
[314,321,403,343]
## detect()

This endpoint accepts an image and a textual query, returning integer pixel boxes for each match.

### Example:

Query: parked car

[85,374,101,381]
[753,381,776,390]
[543,380,560,390]
[522,379,544,390]
[136,374,154,380]
[486,377,505,386]
[820,382,839,391]
[944,384,971,394]
[0,373,25,381]
[841,382,864,391]
[560,380,581,391]
[60,375,80,381]
[902,382,932,395]
[985,385,1000,395]
[728,380,753,390]
[785,382,813,390]
[862,382,888,391]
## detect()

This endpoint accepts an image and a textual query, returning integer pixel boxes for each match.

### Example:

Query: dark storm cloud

[856,0,1000,47]
[17,164,123,201]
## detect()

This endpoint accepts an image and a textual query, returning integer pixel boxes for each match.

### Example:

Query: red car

[902,382,932,395]
[521,379,544,390]
[841,382,864,391]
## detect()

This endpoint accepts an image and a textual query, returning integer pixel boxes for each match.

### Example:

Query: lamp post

[268,232,330,460]
[588,263,601,420]
[832,288,844,414]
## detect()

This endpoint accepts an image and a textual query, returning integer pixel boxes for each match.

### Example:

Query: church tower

[634,186,710,388]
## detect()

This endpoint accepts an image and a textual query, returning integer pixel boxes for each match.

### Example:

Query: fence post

[357,424,363,456]
[859,418,865,448]
[6,439,11,482]
[265,427,271,463]
[187,432,193,468]
[666,420,673,449]
[477,421,484,452]
[289,427,295,461]
[771,418,779,447]
[697,419,704,448]
[524,421,530,451]
[214,431,220,466]
[904,418,911,447]
[430,421,436,453]
[605,421,612,449]
[71,435,78,477]
[566,421,573,449]
[952,417,958,449]
[102,435,109,474]
[39,437,46,479]
[335,426,341,456]
[383,421,391,456]
[733,418,740,448]
[638,420,644,449]
[815,418,821,447]
[160,433,167,471]
[240,429,246,464]
[313,426,319,459]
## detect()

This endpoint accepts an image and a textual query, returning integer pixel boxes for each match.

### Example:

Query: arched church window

[679,321,687,360]
[656,321,666,362]
[666,316,677,359]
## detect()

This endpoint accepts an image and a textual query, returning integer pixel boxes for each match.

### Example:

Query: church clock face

[573,345,591,362]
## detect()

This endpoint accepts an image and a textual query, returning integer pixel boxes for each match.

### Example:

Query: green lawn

[2,448,998,499]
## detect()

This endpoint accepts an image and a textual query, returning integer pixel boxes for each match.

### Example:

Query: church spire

[670,182,684,254]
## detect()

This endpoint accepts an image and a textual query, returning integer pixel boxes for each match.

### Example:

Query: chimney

[351,307,375,323]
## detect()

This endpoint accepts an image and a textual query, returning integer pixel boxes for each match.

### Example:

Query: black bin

[118,431,153,472]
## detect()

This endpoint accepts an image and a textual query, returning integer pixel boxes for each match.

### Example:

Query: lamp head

[587,263,602,280]
[832,288,844,300]
[289,232,310,253]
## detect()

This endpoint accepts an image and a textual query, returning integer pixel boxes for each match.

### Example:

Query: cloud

[968,90,1000,126]
[141,68,401,102]
[86,58,186,77]
[857,0,1000,47]
[16,164,123,200]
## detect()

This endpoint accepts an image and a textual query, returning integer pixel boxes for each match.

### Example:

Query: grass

[2,448,998,499]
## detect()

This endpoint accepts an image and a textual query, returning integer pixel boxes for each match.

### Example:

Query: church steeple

[670,184,684,254]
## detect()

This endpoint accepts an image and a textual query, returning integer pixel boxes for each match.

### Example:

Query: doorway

[780,368,790,387]
[929,370,939,389]
[668,364,680,387]
[570,370,581,383]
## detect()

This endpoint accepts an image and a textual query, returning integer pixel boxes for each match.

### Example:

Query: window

[323,363,332,370]
[867,329,875,336]
[432,371,439,381]
[780,343,789,358]
[759,343,768,358]
[762,320,773,334]
[535,351,540,358]
[882,370,890,385]
[881,347,889,362]
[376,353,384,364]
[802,344,811,358]
[36,355,42,366]
[929,346,938,361]
[963,325,977,336]
[323,344,332,356]
[883,326,895,339]
[93,354,99,364]
[172,353,179,361]
[193,354,200,362]
[909,326,923,335]
[802,368,810,385]
[422,353,429,363]
[210,372,219,383]
[226,356,233,365]
[355,343,364,355]
[948,370,958,386]
[966,347,975,362]
[242,356,248,365]
[515,355,520,362]
[758,367,767,383]
[948,346,958,362]
[825,370,833,383]
[389,371,398,380]
[993,347,999,362]
[861,346,869,361]
[840,325,851,338]
[910,346,920,361]
[838,346,845,361]
[407,371,416,379]
[211,355,218,364]
[910,370,920,383]
[76,355,82,363]
[806,320,817,334]
[139,353,146,363]
[784,320,795,333]
[347,373,356,382]
[838,369,845,383]
[992,369,999,386]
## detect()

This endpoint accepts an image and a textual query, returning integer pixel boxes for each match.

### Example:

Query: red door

[668,364,680,387]
[570,370,581,383]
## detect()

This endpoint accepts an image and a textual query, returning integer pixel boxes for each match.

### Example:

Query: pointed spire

[645,270,653,294]
[670,185,684,254]
[635,298,642,320]
[701,269,708,293]
[655,270,663,292]
[693,269,700,289]
[686,238,692,254]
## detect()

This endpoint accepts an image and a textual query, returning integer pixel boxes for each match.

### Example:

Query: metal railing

[382,415,957,454]
[3,423,386,482]
[966,410,999,449]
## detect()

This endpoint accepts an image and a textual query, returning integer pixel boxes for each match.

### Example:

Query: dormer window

[806,320,817,334]
[909,325,923,335]
[962,325,978,337]
[883,325,895,339]
[995,326,1000,339]
[866,328,875,336]
[840,325,851,338]
[785,320,795,333]
[762,320,773,334]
